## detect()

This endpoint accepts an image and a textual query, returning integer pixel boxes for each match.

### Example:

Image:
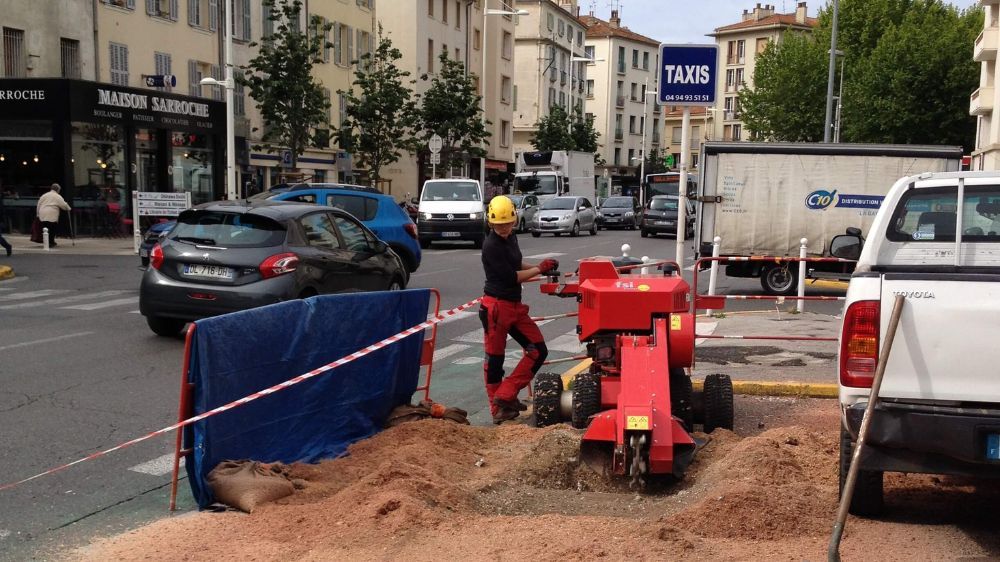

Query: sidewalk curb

[0,264,13,280]
[562,359,838,399]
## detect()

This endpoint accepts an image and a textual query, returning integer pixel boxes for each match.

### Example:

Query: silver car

[530,196,598,237]
[508,194,540,233]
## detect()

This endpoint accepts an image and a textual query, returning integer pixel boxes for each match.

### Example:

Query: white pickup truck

[834,171,1000,516]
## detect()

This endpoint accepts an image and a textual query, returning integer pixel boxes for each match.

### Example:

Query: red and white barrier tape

[530,312,578,322]
[0,297,482,493]
[696,334,838,342]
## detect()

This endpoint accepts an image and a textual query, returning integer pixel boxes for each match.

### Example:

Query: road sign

[135,192,190,217]
[657,44,718,107]
[280,149,293,169]
[142,74,177,88]
[664,154,675,168]
[429,153,441,165]
[429,134,443,154]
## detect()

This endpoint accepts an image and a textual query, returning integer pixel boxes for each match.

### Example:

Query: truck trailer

[513,151,596,203]
[695,142,963,294]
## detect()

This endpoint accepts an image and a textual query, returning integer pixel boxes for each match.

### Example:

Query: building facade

[972,0,1000,170]
[511,0,587,156]
[579,10,660,190]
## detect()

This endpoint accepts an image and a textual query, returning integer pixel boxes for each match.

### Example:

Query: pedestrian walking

[479,195,559,424]
[36,183,71,247]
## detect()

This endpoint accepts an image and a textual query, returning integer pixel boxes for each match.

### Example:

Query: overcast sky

[583,0,982,45]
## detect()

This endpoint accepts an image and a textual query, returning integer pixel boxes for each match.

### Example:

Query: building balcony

[975,26,998,62]
[614,128,623,141]
[616,95,625,107]
[971,86,995,116]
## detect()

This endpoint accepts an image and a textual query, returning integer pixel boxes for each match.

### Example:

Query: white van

[417,179,487,249]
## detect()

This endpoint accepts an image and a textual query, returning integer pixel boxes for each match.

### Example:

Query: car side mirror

[830,234,862,260]
[579,206,586,211]
[845,226,862,237]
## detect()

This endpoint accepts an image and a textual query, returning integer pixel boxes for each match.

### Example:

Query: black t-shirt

[482,229,522,302]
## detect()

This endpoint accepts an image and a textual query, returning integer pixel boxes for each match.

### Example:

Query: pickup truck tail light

[260,253,298,279]
[840,300,880,388]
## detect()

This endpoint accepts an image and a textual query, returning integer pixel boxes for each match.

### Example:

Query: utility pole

[823,0,840,143]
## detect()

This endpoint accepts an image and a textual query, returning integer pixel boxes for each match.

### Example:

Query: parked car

[268,184,421,273]
[597,196,641,230]
[139,200,408,337]
[530,196,598,237]
[640,195,695,238]
[508,194,541,233]
[247,182,292,201]
[139,219,177,267]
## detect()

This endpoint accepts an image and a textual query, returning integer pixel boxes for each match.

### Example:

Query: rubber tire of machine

[533,372,564,427]
[670,368,695,432]
[702,373,734,433]
[760,263,797,295]
[571,371,601,429]
[839,425,885,517]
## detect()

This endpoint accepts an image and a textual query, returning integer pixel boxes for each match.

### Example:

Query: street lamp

[199,0,236,200]
[823,0,840,143]
[568,55,604,134]
[480,3,528,186]
[638,77,657,205]
[829,49,845,143]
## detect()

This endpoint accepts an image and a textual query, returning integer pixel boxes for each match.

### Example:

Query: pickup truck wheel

[760,264,797,295]
[670,368,694,432]
[703,373,734,432]
[571,371,601,429]
[533,372,564,427]
[839,426,885,517]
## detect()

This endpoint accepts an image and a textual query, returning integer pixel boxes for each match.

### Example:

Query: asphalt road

[0,228,844,559]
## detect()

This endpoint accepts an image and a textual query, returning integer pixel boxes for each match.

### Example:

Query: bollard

[641,256,650,275]
[797,237,808,313]
[707,236,721,315]
[43,227,50,251]
[621,243,631,258]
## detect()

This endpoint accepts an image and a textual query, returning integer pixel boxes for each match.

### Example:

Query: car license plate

[139,248,149,257]
[988,433,1000,460]
[606,218,619,222]
[182,264,234,280]
[442,231,461,238]
[657,220,675,225]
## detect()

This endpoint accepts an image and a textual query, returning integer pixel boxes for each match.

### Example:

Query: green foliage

[532,105,602,164]
[337,25,418,185]
[739,0,982,151]
[642,148,669,176]
[241,0,332,169]
[416,50,488,173]
[738,32,828,141]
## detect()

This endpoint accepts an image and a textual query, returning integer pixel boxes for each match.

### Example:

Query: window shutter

[356,29,363,65]
[122,45,130,84]
[323,19,330,63]
[189,60,199,96]
[333,22,342,65]
[262,3,273,38]
[242,0,251,39]
[146,0,156,14]
[347,25,354,66]
[169,0,178,20]
[211,64,222,100]
[209,0,217,31]
[187,0,197,25]
[324,87,331,123]
[126,0,135,8]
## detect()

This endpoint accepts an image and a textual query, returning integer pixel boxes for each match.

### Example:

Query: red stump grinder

[534,258,734,489]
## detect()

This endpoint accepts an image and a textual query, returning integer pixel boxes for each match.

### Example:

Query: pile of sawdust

[71,399,1000,561]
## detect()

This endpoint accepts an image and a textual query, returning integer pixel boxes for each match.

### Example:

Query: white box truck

[696,142,963,294]
[513,151,595,203]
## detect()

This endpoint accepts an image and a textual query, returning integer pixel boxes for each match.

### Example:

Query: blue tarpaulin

[183,289,430,508]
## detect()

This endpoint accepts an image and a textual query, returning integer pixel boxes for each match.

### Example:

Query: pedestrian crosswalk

[0,279,139,313]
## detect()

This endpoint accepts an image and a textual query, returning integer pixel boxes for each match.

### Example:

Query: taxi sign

[657,44,718,107]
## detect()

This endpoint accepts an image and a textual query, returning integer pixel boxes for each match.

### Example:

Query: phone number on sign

[662,94,711,102]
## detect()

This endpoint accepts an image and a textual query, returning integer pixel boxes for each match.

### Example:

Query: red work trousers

[479,296,548,405]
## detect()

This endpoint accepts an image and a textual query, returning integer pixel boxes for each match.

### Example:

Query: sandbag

[384,399,470,427]
[206,460,296,513]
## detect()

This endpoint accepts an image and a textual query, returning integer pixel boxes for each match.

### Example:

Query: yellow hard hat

[487,195,517,224]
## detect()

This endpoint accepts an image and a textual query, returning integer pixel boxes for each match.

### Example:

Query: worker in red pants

[480,195,558,424]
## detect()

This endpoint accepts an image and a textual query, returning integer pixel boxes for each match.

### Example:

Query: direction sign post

[131,191,192,254]
[428,134,443,179]
[657,43,718,268]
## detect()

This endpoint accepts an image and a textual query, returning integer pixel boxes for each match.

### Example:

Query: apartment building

[0,0,95,81]
[971,0,1000,170]
[380,0,518,198]
[579,10,661,183]
[511,0,587,155]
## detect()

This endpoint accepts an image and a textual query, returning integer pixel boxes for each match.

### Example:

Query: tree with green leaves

[337,25,418,187]
[416,50,489,174]
[241,0,332,170]
[532,105,603,164]
[738,0,981,151]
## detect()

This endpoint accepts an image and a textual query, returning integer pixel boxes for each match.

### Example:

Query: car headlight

[625,211,634,217]
[421,212,432,220]
[470,212,483,220]
[563,213,573,220]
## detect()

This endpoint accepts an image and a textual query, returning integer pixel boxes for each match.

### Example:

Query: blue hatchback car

[269,184,422,272]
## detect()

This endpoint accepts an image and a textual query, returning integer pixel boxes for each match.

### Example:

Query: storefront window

[71,122,126,236]
[0,120,56,233]
[171,132,214,205]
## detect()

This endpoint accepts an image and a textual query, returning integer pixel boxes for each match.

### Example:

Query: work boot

[485,383,501,416]
[492,396,524,413]
[492,406,519,424]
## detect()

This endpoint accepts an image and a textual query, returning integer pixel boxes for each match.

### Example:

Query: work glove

[538,258,559,274]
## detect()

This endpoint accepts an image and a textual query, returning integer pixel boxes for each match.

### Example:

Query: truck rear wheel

[533,372,563,427]
[571,371,601,429]
[703,373,734,432]
[839,426,885,516]
[760,264,797,295]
